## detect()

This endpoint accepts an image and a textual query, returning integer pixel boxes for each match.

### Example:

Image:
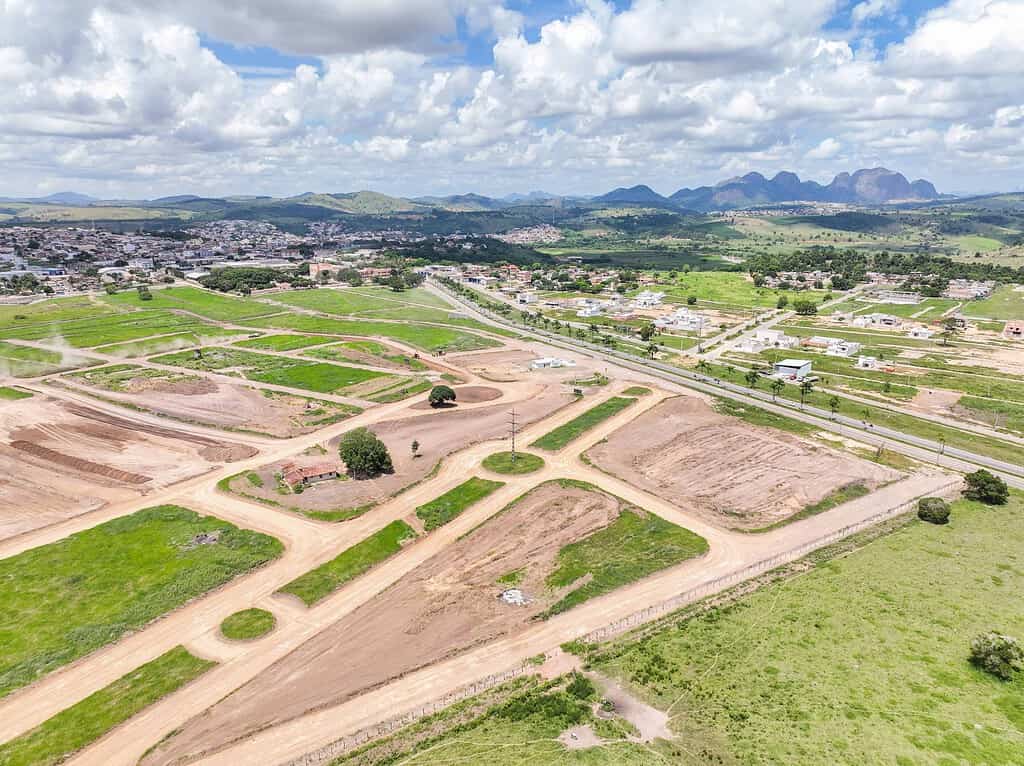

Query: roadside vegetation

[0,505,282,698]
[278,520,417,606]
[0,647,214,766]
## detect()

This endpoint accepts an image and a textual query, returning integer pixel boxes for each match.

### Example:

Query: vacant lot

[0,396,256,539]
[62,367,361,437]
[654,271,829,309]
[102,285,277,321]
[591,494,1024,764]
[587,396,898,529]
[0,505,281,698]
[142,482,705,766]
[0,309,232,349]
[0,340,99,377]
[532,396,636,451]
[229,383,571,520]
[415,477,505,531]
[303,339,430,372]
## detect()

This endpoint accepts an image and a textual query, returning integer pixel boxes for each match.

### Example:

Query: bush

[962,470,1009,505]
[428,384,457,407]
[566,671,597,700]
[917,497,951,525]
[338,427,393,478]
[969,632,1024,680]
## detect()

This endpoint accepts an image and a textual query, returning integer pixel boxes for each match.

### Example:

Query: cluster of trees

[392,237,553,268]
[199,267,279,293]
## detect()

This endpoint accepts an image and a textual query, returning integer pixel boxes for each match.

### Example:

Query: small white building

[516,292,537,305]
[577,305,603,318]
[907,326,934,339]
[856,356,877,369]
[531,357,576,369]
[631,290,665,309]
[754,328,799,348]
[853,313,902,329]
[773,359,813,379]
[825,340,862,357]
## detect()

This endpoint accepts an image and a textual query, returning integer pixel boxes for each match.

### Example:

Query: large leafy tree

[338,428,393,478]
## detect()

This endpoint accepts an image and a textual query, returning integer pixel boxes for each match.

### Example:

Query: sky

[1,0,1022,199]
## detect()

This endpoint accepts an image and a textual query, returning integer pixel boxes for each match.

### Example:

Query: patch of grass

[0,340,100,376]
[304,340,430,372]
[967,284,1024,320]
[497,569,524,586]
[481,451,545,475]
[593,492,1024,765]
[748,482,871,533]
[531,396,636,451]
[0,646,214,766]
[0,310,224,349]
[102,285,275,321]
[233,334,336,351]
[220,608,276,640]
[621,386,651,396]
[415,477,505,531]
[543,509,708,617]
[0,505,282,698]
[0,385,32,400]
[278,520,417,606]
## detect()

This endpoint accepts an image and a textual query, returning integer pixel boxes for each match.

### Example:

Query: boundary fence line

[281,477,960,766]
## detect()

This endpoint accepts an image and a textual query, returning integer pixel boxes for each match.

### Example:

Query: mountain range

[0,168,943,219]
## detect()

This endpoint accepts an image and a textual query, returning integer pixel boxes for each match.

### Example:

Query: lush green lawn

[544,498,708,617]
[220,608,276,640]
[239,314,500,353]
[531,397,636,451]
[653,271,829,310]
[589,493,1024,765]
[0,385,33,400]
[966,284,1024,320]
[233,334,336,351]
[278,520,417,606]
[0,505,282,698]
[102,285,276,321]
[0,646,214,766]
[414,477,505,531]
[481,451,545,475]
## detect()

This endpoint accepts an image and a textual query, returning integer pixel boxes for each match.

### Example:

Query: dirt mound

[10,440,151,484]
[587,396,900,530]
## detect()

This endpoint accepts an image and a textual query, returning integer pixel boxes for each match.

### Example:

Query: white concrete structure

[853,312,902,329]
[856,356,877,369]
[824,340,862,357]
[531,357,576,369]
[773,359,812,379]
[754,328,799,348]
[907,326,934,339]
[631,290,665,309]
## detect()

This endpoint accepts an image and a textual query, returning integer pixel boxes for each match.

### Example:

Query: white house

[825,340,862,357]
[531,357,576,369]
[773,359,813,379]
[577,305,603,318]
[516,292,537,305]
[631,290,665,309]
[854,313,902,329]
[907,326,934,339]
[856,356,877,369]
[754,328,799,348]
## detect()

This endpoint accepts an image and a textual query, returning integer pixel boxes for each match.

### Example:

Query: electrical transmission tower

[508,408,518,464]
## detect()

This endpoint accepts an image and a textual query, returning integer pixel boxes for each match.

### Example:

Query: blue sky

[1,0,1021,198]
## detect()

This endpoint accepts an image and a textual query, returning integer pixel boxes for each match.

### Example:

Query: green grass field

[278,520,417,606]
[531,397,636,451]
[965,284,1024,320]
[0,385,32,400]
[481,451,545,475]
[590,493,1024,764]
[233,334,335,351]
[0,296,119,326]
[414,477,505,531]
[303,339,429,371]
[653,271,830,310]
[0,505,282,698]
[0,646,214,766]
[239,313,500,353]
[0,309,228,349]
[220,608,276,640]
[0,340,100,376]
[544,495,708,617]
[94,329,250,357]
[102,286,277,321]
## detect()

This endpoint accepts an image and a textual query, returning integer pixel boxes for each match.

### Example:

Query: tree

[566,671,597,700]
[410,439,420,458]
[828,395,840,419]
[776,296,788,309]
[770,378,785,402]
[799,379,814,408]
[752,274,766,288]
[686,295,697,306]
[697,359,711,376]
[136,285,153,301]
[969,632,1023,680]
[917,497,951,525]
[647,343,659,359]
[639,323,656,342]
[339,427,393,478]
[744,369,760,388]
[428,384,457,407]
[940,316,961,346]
[793,299,818,315]
[963,470,1009,505]
[386,274,406,292]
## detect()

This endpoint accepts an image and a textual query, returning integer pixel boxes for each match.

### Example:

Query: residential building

[1004,321,1024,340]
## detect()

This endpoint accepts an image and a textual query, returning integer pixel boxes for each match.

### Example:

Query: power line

[508,408,518,464]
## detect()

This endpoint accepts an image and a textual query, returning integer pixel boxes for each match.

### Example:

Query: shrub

[428,384,457,407]
[963,470,1009,505]
[338,427,393,478]
[566,671,597,700]
[917,497,951,525]
[969,632,1023,680]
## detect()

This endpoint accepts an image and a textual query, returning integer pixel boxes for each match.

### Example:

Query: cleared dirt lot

[0,396,254,540]
[586,396,900,530]
[60,373,359,438]
[140,483,627,766]
[450,348,599,383]
[231,382,572,516]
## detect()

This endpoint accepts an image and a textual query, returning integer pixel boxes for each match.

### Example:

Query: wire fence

[281,476,961,766]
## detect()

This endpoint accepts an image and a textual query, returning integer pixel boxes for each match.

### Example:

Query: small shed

[773,359,812,379]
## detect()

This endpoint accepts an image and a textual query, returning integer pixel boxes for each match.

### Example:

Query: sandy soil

[235,383,572,514]
[559,725,603,749]
[591,673,671,742]
[586,396,900,530]
[61,376,357,438]
[450,348,599,383]
[141,483,627,766]
[0,396,254,540]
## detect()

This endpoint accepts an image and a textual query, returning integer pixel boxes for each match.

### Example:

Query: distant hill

[669,168,942,211]
[592,185,670,205]
[0,191,99,206]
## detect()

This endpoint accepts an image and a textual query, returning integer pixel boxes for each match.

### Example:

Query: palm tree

[770,378,785,401]
[828,395,840,420]
[697,359,711,376]
[647,343,659,359]
[744,369,760,388]
[799,379,814,409]
[575,327,586,340]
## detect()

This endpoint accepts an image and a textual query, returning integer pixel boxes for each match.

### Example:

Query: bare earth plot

[141,481,693,766]
[61,365,361,437]
[450,347,600,382]
[0,396,255,540]
[229,383,572,518]
[586,396,900,530]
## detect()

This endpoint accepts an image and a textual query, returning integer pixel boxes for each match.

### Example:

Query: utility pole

[508,408,518,464]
